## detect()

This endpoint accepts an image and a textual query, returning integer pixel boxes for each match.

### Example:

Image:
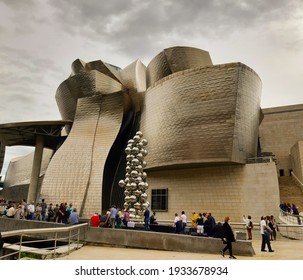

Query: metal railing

[0,223,88,260]
[279,208,303,225]
[247,156,273,164]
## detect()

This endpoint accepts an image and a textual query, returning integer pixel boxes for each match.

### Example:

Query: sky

[0,0,303,179]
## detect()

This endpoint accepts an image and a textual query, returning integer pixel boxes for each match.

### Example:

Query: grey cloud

[0,46,63,84]
[0,0,46,35]
[47,0,302,60]
[0,0,35,8]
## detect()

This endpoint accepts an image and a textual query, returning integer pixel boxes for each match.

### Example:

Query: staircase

[279,176,303,212]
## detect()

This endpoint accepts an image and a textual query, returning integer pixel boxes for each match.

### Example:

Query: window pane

[151,188,168,211]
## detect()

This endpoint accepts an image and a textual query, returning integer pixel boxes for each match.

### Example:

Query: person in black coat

[220,216,236,259]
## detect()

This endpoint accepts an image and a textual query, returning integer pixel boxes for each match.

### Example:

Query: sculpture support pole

[27,134,44,204]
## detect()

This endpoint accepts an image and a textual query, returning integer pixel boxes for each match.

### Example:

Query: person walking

[260,216,274,252]
[220,216,237,259]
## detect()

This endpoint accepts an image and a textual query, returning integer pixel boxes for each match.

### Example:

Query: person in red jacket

[90,212,100,227]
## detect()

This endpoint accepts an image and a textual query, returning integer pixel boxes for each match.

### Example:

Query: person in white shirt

[6,204,16,218]
[27,201,35,220]
[181,211,187,235]
[174,213,181,233]
[260,216,274,252]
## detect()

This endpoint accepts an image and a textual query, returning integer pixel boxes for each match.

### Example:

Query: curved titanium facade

[41,58,146,217]
[41,94,125,217]
[141,63,262,169]
[146,46,213,88]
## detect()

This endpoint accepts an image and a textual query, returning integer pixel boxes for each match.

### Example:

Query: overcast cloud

[1,0,303,178]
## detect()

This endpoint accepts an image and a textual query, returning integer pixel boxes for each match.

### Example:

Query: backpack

[249,221,253,229]
[48,209,54,217]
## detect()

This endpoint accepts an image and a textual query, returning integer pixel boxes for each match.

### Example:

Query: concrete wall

[0,219,255,256]
[145,162,280,222]
[85,227,255,256]
[0,217,86,240]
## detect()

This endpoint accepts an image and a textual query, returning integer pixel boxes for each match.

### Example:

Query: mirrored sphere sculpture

[119,131,149,218]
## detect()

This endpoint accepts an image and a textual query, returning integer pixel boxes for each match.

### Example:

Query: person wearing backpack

[243,215,253,240]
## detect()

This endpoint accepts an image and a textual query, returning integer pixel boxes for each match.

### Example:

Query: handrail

[247,156,273,163]
[0,223,88,260]
[291,171,303,186]
[279,208,302,225]
[1,222,88,238]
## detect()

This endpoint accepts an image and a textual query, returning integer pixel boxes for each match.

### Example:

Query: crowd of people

[279,202,301,224]
[89,205,158,230]
[1,199,79,225]
[2,199,285,258]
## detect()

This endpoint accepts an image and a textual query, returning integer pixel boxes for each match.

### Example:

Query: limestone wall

[259,104,303,176]
[145,162,279,222]
[290,141,303,184]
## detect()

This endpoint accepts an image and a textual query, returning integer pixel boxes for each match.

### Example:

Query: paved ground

[58,238,303,260]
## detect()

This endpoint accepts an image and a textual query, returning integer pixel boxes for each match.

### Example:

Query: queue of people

[1,199,77,224]
[90,205,157,230]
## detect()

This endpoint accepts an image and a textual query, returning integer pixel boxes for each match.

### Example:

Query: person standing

[6,203,16,218]
[260,216,274,252]
[196,213,204,234]
[220,216,236,259]
[243,215,253,240]
[57,203,66,223]
[122,209,130,228]
[69,208,80,225]
[27,201,35,220]
[47,203,54,222]
[174,213,181,234]
[110,205,117,228]
[144,207,150,231]
[53,204,59,222]
[292,204,301,225]
[41,199,47,221]
[191,211,199,231]
[207,212,216,236]
[270,215,277,241]
[203,213,211,236]
[181,211,187,235]
[14,205,23,219]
